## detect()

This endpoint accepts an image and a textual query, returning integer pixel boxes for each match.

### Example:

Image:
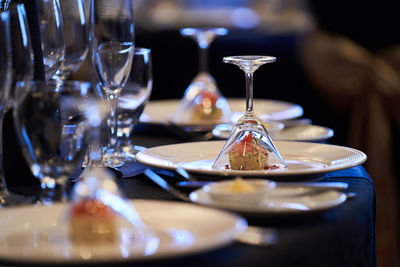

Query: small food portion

[228,133,273,170]
[69,198,117,244]
[227,177,257,193]
[203,177,276,204]
[192,91,222,121]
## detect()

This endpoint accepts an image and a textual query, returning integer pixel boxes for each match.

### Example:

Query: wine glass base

[101,151,126,168]
[0,190,36,207]
[120,144,147,163]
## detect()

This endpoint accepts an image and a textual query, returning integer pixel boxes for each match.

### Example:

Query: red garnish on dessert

[69,198,117,244]
[71,199,115,219]
[198,91,219,105]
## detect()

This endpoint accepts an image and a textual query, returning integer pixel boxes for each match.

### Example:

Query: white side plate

[136,141,367,179]
[0,200,246,264]
[213,124,334,142]
[190,187,347,216]
[140,98,303,126]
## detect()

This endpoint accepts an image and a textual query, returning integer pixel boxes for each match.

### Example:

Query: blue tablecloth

[2,120,376,266]
[110,132,376,267]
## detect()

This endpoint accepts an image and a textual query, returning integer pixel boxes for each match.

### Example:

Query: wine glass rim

[180,27,229,36]
[223,56,276,63]
[135,47,151,54]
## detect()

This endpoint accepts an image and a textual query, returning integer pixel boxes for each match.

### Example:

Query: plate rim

[212,124,334,142]
[140,98,304,125]
[136,140,367,178]
[0,199,247,264]
[189,188,347,215]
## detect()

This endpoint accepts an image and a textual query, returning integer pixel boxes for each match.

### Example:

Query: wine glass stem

[107,93,119,149]
[89,120,103,166]
[245,72,254,115]
[40,176,67,204]
[199,47,209,73]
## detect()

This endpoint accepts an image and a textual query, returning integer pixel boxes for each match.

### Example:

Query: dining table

[3,122,376,267]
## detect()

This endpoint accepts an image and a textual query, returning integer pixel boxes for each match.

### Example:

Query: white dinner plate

[212,124,334,142]
[136,141,367,180]
[190,187,347,216]
[140,98,304,126]
[0,200,246,265]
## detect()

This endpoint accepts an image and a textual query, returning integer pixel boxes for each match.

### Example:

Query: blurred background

[76,0,400,265]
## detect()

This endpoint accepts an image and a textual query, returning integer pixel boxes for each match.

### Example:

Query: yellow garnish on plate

[228,177,256,193]
[263,121,269,129]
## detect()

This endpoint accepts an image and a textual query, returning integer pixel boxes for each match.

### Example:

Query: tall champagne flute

[91,0,135,167]
[13,81,97,204]
[52,0,88,82]
[38,0,65,81]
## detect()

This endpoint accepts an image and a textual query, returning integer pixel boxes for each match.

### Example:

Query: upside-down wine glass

[38,0,65,81]
[171,28,231,126]
[117,47,152,161]
[212,56,287,171]
[91,0,135,168]
[13,81,99,204]
[52,0,88,82]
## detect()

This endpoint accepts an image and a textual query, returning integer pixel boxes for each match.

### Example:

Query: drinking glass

[13,81,97,204]
[171,28,231,125]
[52,0,88,82]
[0,10,13,206]
[117,47,152,161]
[91,0,135,167]
[212,56,287,170]
[38,0,65,81]
[0,5,35,206]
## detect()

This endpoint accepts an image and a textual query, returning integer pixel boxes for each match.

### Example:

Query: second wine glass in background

[52,0,89,82]
[38,0,65,81]
[117,47,152,161]
[171,28,231,126]
[91,0,135,168]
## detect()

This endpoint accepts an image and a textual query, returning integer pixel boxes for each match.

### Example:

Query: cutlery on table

[143,168,279,247]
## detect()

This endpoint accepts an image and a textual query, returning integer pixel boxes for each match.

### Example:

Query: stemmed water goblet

[117,47,152,161]
[171,28,231,126]
[0,5,35,206]
[52,0,89,83]
[212,56,287,170]
[38,0,65,81]
[13,81,100,204]
[91,0,135,168]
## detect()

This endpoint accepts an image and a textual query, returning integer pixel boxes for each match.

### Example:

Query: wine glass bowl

[13,81,96,203]
[52,0,88,82]
[0,6,36,206]
[38,0,65,81]
[94,41,134,94]
[212,56,287,171]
